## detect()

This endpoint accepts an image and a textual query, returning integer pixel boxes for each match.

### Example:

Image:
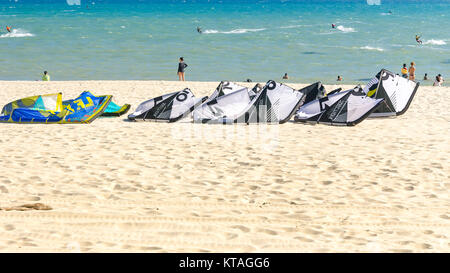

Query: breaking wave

[203,28,266,34]
[280,25,302,29]
[423,39,446,45]
[360,46,384,52]
[0,29,34,38]
[367,0,381,5]
[336,25,356,33]
[66,0,81,5]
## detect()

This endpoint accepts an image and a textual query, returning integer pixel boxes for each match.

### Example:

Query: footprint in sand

[0,185,8,193]
[140,246,162,251]
[256,228,278,236]
[232,225,250,233]
[3,224,15,231]
[294,236,314,242]
[418,243,433,250]
[1,203,51,211]
[225,233,238,240]
[303,228,323,235]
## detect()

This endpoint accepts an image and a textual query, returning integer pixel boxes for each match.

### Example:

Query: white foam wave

[423,39,446,45]
[203,28,266,34]
[367,0,381,5]
[66,0,81,5]
[336,25,356,33]
[360,46,384,52]
[0,29,34,38]
[280,25,302,29]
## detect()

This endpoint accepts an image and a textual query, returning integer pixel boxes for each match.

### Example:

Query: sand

[0,80,448,252]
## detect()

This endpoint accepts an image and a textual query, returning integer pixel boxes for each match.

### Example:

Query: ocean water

[0,0,449,84]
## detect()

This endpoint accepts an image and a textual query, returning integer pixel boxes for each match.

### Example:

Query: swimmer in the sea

[415,35,422,44]
[331,24,336,29]
[6,26,11,33]
[197,26,202,34]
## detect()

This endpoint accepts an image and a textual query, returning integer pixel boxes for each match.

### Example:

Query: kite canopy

[205,81,251,103]
[363,69,419,117]
[128,88,207,122]
[194,81,326,124]
[192,82,262,123]
[299,82,327,105]
[294,86,384,126]
[63,91,129,117]
[1,93,63,116]
[195,80,304,124]
[102,101,131,117]
[0,91,111,124]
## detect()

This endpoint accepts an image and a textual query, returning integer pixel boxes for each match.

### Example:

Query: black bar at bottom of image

[0,253,445,272]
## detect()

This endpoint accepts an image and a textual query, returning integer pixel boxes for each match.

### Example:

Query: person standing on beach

[178,57,188,81]
[409,62,416,81]
[42,71,50,81]
[401,64,408,78]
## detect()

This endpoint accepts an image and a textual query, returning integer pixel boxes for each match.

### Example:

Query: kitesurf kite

[101,101,131,117]
[192,81,262,122]
[194,81,328,124]
[63,91,130,117]
[294,69,419,125]
[0,91,111,124]
[194,81,329,124]
[128,88,207,122]
[195,81,306,124]
[362,69,419,117]
[294,86,384,126]
[205,81,254,103]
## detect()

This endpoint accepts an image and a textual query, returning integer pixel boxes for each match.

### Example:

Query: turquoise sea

[0,0,449,84]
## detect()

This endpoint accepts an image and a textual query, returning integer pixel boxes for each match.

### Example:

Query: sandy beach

[0,80,448,252]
